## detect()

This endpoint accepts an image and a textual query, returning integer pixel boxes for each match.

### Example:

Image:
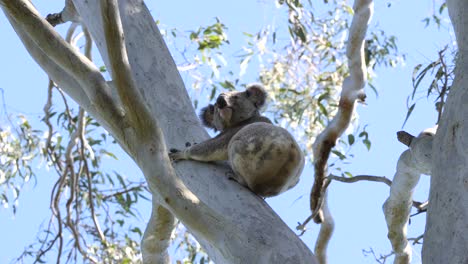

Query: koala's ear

[199,104,216,130]
[246,84,267,108]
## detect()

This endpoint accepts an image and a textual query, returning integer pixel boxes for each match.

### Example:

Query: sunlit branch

[100,0,155,140]
[1,0,125,138]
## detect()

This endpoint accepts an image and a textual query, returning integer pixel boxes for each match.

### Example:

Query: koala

[169,84,304,197]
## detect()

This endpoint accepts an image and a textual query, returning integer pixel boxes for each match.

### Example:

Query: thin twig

[363,248,394,264]
[327,174,392,186]
[102,184,146,200]
[327,173,426,210]
[297,179,331,234]
[408,234,424,245]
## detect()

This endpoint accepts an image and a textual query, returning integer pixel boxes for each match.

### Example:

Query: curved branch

[383,130,434,264]
[309,0,373,225]
[328,174,392,186]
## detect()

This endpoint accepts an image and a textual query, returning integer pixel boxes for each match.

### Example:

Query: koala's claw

[168,149,186,162]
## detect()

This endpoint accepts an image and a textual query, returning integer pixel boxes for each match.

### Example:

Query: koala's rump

[228,123,304,197]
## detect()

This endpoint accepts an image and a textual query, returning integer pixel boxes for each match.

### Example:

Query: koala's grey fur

[169,84,304,197]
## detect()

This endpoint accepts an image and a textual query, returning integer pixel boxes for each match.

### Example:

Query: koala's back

[228,123,304,197]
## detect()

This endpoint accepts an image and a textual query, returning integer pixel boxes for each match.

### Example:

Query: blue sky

[0,0,452,263]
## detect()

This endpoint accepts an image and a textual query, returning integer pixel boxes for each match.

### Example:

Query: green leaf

[331,150,346,160]
[295,25,307,43]
[439,3,447,14]
[209,86,217,100]
[101,150,117,160]
[348,134,355,145]
[318,102,328,116]
[363,139,371,150]
[413,61,439,99]
[402,103,415,128]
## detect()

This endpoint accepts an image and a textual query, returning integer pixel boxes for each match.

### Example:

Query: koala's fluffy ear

[199,104,216,130]
[246,84,267,108]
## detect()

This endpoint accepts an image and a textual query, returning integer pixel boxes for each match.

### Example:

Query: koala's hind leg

[228,123,304,197]
[228,166,248,187]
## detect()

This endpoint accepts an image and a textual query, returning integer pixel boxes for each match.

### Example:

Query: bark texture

[422,0,468,263]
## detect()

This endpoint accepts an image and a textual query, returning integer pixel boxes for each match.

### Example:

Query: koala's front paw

[169,148,185,162]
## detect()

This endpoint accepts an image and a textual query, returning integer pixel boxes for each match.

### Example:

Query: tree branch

[383,129,434,264]
[141,203,177,264]
[309,0,373,227]
[45,0,80,27]
[1,0,125,138]
[314,195,334,264]
[328,174,392,186]
[397,131,415,147]
[100,0,155,140]
[327,174,427,210]
[3,12,90,115]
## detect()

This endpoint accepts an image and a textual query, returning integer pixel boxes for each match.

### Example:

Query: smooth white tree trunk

[1,0,317,263]
[423,0,468,263]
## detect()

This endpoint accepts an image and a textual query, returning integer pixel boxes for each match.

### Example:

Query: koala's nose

[216,95,227,109]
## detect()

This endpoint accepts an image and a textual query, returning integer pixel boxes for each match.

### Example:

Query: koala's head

[199,84,267,131]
